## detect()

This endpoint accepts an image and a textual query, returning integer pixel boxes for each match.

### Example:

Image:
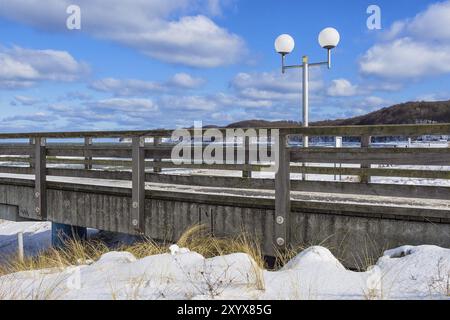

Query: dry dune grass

[0,225,288,280]
[0,239,110,276]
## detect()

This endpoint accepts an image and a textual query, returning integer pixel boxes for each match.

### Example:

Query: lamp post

[275,27,340,147]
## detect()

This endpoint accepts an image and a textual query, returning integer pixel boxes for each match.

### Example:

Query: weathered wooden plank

[145,172,274,190]
[0,145,32,155]
[274,134,291,248]
[46,168,131,180]
[0,204,28,222]
[263,209,276,256]
[34,137,47,220]
[27,157,271,171]
[29,139,35,169]
[360,135,371,183]
[47,146,132,158]
[293,147,450,155]
[290,148,450,165]
[84,137,93,170]
[46,158,131,166]
[151,162,270,171]
[44,144,174,159]
[0,156,32,163]
[290,166,450,180]
[0,130,173,139]
[290,199,450,221]
[290,180,450,200]
[131,137,145,233]
[153,137,162,173]
[0,167,34,174]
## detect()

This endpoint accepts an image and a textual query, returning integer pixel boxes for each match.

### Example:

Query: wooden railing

[0,124,449,247]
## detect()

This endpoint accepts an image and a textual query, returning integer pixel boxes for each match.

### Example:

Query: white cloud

[231,71,323,103]
[327,79,358,97]
[214,92,273,108]
[405,1,450,41]
[12,95,42,106]
[0,0,245,68]
[169,73,205,89]
[90,98,159,113]
[360,38,450,79]
[360,1,450,80]
[90,73,205,96]
[59,91,92,101]
[211,112,235,122]
[160,95,217,111]
[0,45,88,88]
[128,15,245,68]
[232,72,300,94]
[383,1,450,41]
[90,78,166,96]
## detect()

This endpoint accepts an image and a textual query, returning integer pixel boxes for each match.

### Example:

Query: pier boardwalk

[0,124,449,268]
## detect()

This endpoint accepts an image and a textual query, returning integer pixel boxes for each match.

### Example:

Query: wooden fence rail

[0,124,448,247]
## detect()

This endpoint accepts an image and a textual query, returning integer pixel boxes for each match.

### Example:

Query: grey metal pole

[302,56,309,181]
[302,56,309,148]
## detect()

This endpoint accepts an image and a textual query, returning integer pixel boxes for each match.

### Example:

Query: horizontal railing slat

[1,162,447,181]
[291,148,450,165]
[295,147,450,154]
[145,173,274,190]
[0,167,273,190]
[0,167,33,174]
[290,166,450,180]
[0,156,32,163]
[290,180,450,200]
[0,146,31,155]
[46,168,131,180]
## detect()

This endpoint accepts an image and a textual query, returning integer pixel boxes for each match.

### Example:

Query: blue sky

[0,0,449,132]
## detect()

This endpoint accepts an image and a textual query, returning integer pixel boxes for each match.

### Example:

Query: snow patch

[0,245,449,300]
[169,244,191,255]
[282,246,345,271]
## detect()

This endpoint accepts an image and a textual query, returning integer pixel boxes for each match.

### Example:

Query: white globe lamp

[274,34,295,55]
[318,27,340,49]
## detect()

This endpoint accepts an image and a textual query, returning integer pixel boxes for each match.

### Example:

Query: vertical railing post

[29,138,35,169]
[84,137,93,170]
[153,137,162,173]
[360,134,371,183]
[132,136,145,233]
[34,137,47,220]
[242,136,252,178]
[274,133,291,249]
[334,136,343,181]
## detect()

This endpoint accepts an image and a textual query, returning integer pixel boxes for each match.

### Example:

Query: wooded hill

[226,100,450,127]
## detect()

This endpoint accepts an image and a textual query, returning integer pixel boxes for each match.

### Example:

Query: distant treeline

[226,100,450,128]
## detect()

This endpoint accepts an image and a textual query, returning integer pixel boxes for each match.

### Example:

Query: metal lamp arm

[309,49,332,69]
[281,54,303,73]
[282,49,332,72]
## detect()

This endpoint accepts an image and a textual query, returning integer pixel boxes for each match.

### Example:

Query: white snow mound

[0,245,448,300]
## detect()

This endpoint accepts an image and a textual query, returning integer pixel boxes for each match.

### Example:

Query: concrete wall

[291,211,450,268]
[0,179,449,269]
